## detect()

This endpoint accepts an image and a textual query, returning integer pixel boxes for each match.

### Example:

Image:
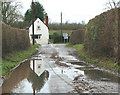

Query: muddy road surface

[1,44,120,94]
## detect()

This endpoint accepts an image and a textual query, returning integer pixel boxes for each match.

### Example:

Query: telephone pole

[61,12,62,42]
[32,0,35,45]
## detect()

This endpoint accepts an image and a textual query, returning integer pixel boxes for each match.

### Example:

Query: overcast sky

[18,0,111,24]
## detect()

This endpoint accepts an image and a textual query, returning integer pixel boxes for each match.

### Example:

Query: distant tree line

[49,23,85,30]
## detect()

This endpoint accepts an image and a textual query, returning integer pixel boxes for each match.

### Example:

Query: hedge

[69,29,85,45]
[2,23,31,57]
[84,8,119,58]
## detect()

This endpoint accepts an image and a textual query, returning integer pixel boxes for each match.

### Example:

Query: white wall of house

[30,59,45,76]
[29,18,49,44]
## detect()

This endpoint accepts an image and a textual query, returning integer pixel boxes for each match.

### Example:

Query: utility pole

[32,0,35,45]
[61,12,62,42]
[33,60,35,94]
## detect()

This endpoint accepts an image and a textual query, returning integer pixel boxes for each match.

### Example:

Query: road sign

[64,37,68,39]
[63,33,68,39]
[63,33,69,43]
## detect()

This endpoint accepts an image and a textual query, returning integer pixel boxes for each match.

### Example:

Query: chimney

[45,13,48,27]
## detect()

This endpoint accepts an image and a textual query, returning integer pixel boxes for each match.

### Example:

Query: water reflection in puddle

[2,59,49,94]
[55,60,120,84]
[84,69,120,83]
[67,61,119,83]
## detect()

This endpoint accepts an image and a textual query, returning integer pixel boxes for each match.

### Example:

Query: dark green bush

[52,32,63,43]
[49,23,85,30]
[69,29,84,45]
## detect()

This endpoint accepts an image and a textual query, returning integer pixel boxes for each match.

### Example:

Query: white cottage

[29,18,49,44]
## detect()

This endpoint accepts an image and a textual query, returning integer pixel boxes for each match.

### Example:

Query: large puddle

[1,55,120,93]
[84,69,119,83]
[59,61,119,84]
[2,59,49,94]
[68,62,120,83]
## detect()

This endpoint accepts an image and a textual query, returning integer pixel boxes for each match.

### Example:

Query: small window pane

[37,26,40,30]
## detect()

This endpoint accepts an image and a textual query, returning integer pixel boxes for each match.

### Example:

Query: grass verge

[66,43,120,73]
[1,44,40,75]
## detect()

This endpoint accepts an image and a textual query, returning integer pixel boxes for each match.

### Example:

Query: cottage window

[38,35,41,39]
[37,26,40,30]
[38,65,41,68]
[31,34,41,39]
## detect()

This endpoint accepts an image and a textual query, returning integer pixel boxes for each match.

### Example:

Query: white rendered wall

[30,60,45,76]
[29,18,49,44]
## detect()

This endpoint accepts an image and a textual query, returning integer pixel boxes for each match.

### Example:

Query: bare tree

[2,1,23,25]
[104,0,120,10]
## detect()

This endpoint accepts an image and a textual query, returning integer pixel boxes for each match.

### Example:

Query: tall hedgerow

[84,8,119,58]
[2,23,31,57]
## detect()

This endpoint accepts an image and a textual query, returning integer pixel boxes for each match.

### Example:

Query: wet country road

[1,44,120,94]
